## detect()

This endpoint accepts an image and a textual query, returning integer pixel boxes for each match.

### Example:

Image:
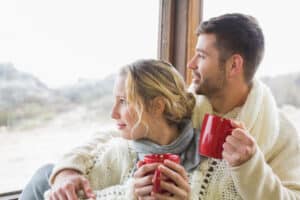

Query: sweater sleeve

[90,178,135,200]
[49,130,120,184]
[230,113,300,200]
[44,180,135,200]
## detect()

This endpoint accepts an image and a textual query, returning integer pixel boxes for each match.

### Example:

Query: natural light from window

[0,0,158,193]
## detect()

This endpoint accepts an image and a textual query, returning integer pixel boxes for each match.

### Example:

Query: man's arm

[44,130,119,200]
[230,113,300,200]
[49,130,120,184]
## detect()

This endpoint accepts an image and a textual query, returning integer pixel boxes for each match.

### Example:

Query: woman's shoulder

[108,136,129,145]
[103,138,136,170]
[89,137,131,160]
[99,137,130,153]
[92,138,135,169]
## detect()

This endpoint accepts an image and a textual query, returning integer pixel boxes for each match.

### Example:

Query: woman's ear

[151,96,165,116]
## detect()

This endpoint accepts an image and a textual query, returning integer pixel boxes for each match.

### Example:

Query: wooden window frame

[158,0,203,84]
[0,190,22,200]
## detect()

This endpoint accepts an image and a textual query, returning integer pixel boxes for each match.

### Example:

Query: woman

[44,59,200,200]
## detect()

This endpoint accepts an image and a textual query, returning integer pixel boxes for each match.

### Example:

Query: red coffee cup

[137,153,180,193]
[198,113,234,159]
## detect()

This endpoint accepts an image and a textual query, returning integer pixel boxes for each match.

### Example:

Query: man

[21,13,300,200]
[134,13,300,199]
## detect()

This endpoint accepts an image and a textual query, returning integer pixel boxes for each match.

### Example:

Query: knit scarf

[191,79,280,159]
[130,120,201,172]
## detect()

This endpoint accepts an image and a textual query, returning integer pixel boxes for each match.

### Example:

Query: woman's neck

[147,120,179,145]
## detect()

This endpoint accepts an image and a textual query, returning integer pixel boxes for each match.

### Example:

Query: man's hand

[222,120,257,167]
[49,169,95,200]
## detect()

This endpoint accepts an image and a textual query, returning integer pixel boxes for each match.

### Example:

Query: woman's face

[111,75,148,140]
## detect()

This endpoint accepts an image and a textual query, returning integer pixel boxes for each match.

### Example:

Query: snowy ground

[0,106,299,194]
[0,107,115,193]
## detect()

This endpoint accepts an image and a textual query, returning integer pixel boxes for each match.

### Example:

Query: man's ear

[151,96,165,116]
[227,54,244,78]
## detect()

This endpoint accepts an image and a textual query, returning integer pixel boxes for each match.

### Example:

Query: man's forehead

[196,34,217,51]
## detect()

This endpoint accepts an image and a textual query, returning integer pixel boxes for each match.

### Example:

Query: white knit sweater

[46,80,300,200]
[46,136,221,200]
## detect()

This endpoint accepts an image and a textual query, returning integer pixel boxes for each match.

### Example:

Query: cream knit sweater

[46,80,300,200]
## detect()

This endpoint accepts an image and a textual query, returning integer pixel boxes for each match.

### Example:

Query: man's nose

[187,55,198,70]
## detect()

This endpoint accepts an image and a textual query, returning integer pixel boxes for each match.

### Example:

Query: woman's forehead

[113,75,126,96]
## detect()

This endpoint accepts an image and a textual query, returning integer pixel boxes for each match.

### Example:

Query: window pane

[0,0,158,193]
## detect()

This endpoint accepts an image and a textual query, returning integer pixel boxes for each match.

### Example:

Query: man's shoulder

[277,110,300,144]
[278,111,298,133]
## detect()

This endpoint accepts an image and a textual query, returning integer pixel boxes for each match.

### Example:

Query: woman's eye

[119,98,127,104]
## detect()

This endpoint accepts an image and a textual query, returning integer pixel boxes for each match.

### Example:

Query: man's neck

[209,82,251,115]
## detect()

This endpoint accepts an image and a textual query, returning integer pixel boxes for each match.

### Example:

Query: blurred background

[0,0,299,193]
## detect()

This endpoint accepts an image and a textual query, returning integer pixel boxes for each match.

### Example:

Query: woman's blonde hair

[119,59,195,131]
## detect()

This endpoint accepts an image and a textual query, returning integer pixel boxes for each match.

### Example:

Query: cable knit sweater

[46,79,300,200]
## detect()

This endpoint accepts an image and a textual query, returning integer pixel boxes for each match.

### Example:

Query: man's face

[187,33,227,98]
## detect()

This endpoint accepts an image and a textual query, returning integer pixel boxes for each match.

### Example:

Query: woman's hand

[133,162,160,200]
[222,120,257,167]
[152,160,190,200]
[49,169,95,200]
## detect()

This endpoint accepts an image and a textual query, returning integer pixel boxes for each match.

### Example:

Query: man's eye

[198,54,205,59]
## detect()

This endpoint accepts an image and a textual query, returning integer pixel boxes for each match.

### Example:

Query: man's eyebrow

[196,48,209,55]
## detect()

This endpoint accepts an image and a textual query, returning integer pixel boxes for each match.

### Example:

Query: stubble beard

[194,68,226,98]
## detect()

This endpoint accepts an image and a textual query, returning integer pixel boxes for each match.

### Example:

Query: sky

[0,0,299,88]
[0,0,158,88]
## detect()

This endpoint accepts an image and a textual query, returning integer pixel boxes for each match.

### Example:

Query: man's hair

[197,13,265,83]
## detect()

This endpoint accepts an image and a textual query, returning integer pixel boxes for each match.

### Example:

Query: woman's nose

[111,105,120,119]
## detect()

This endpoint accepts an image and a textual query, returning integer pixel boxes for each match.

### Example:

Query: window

[203,0,300,78]
[0,0,158,193]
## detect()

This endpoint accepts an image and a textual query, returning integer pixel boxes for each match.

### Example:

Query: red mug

[198,113,234,159]
[138,153,180,193]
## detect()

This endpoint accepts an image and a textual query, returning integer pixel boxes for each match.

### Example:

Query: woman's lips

[117,123,126,129]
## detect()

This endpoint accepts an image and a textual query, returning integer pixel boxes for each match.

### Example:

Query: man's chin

[188,82,203,94]
[188,82,198,93]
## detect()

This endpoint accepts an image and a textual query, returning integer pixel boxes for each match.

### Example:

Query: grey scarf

[130,120,202,172]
